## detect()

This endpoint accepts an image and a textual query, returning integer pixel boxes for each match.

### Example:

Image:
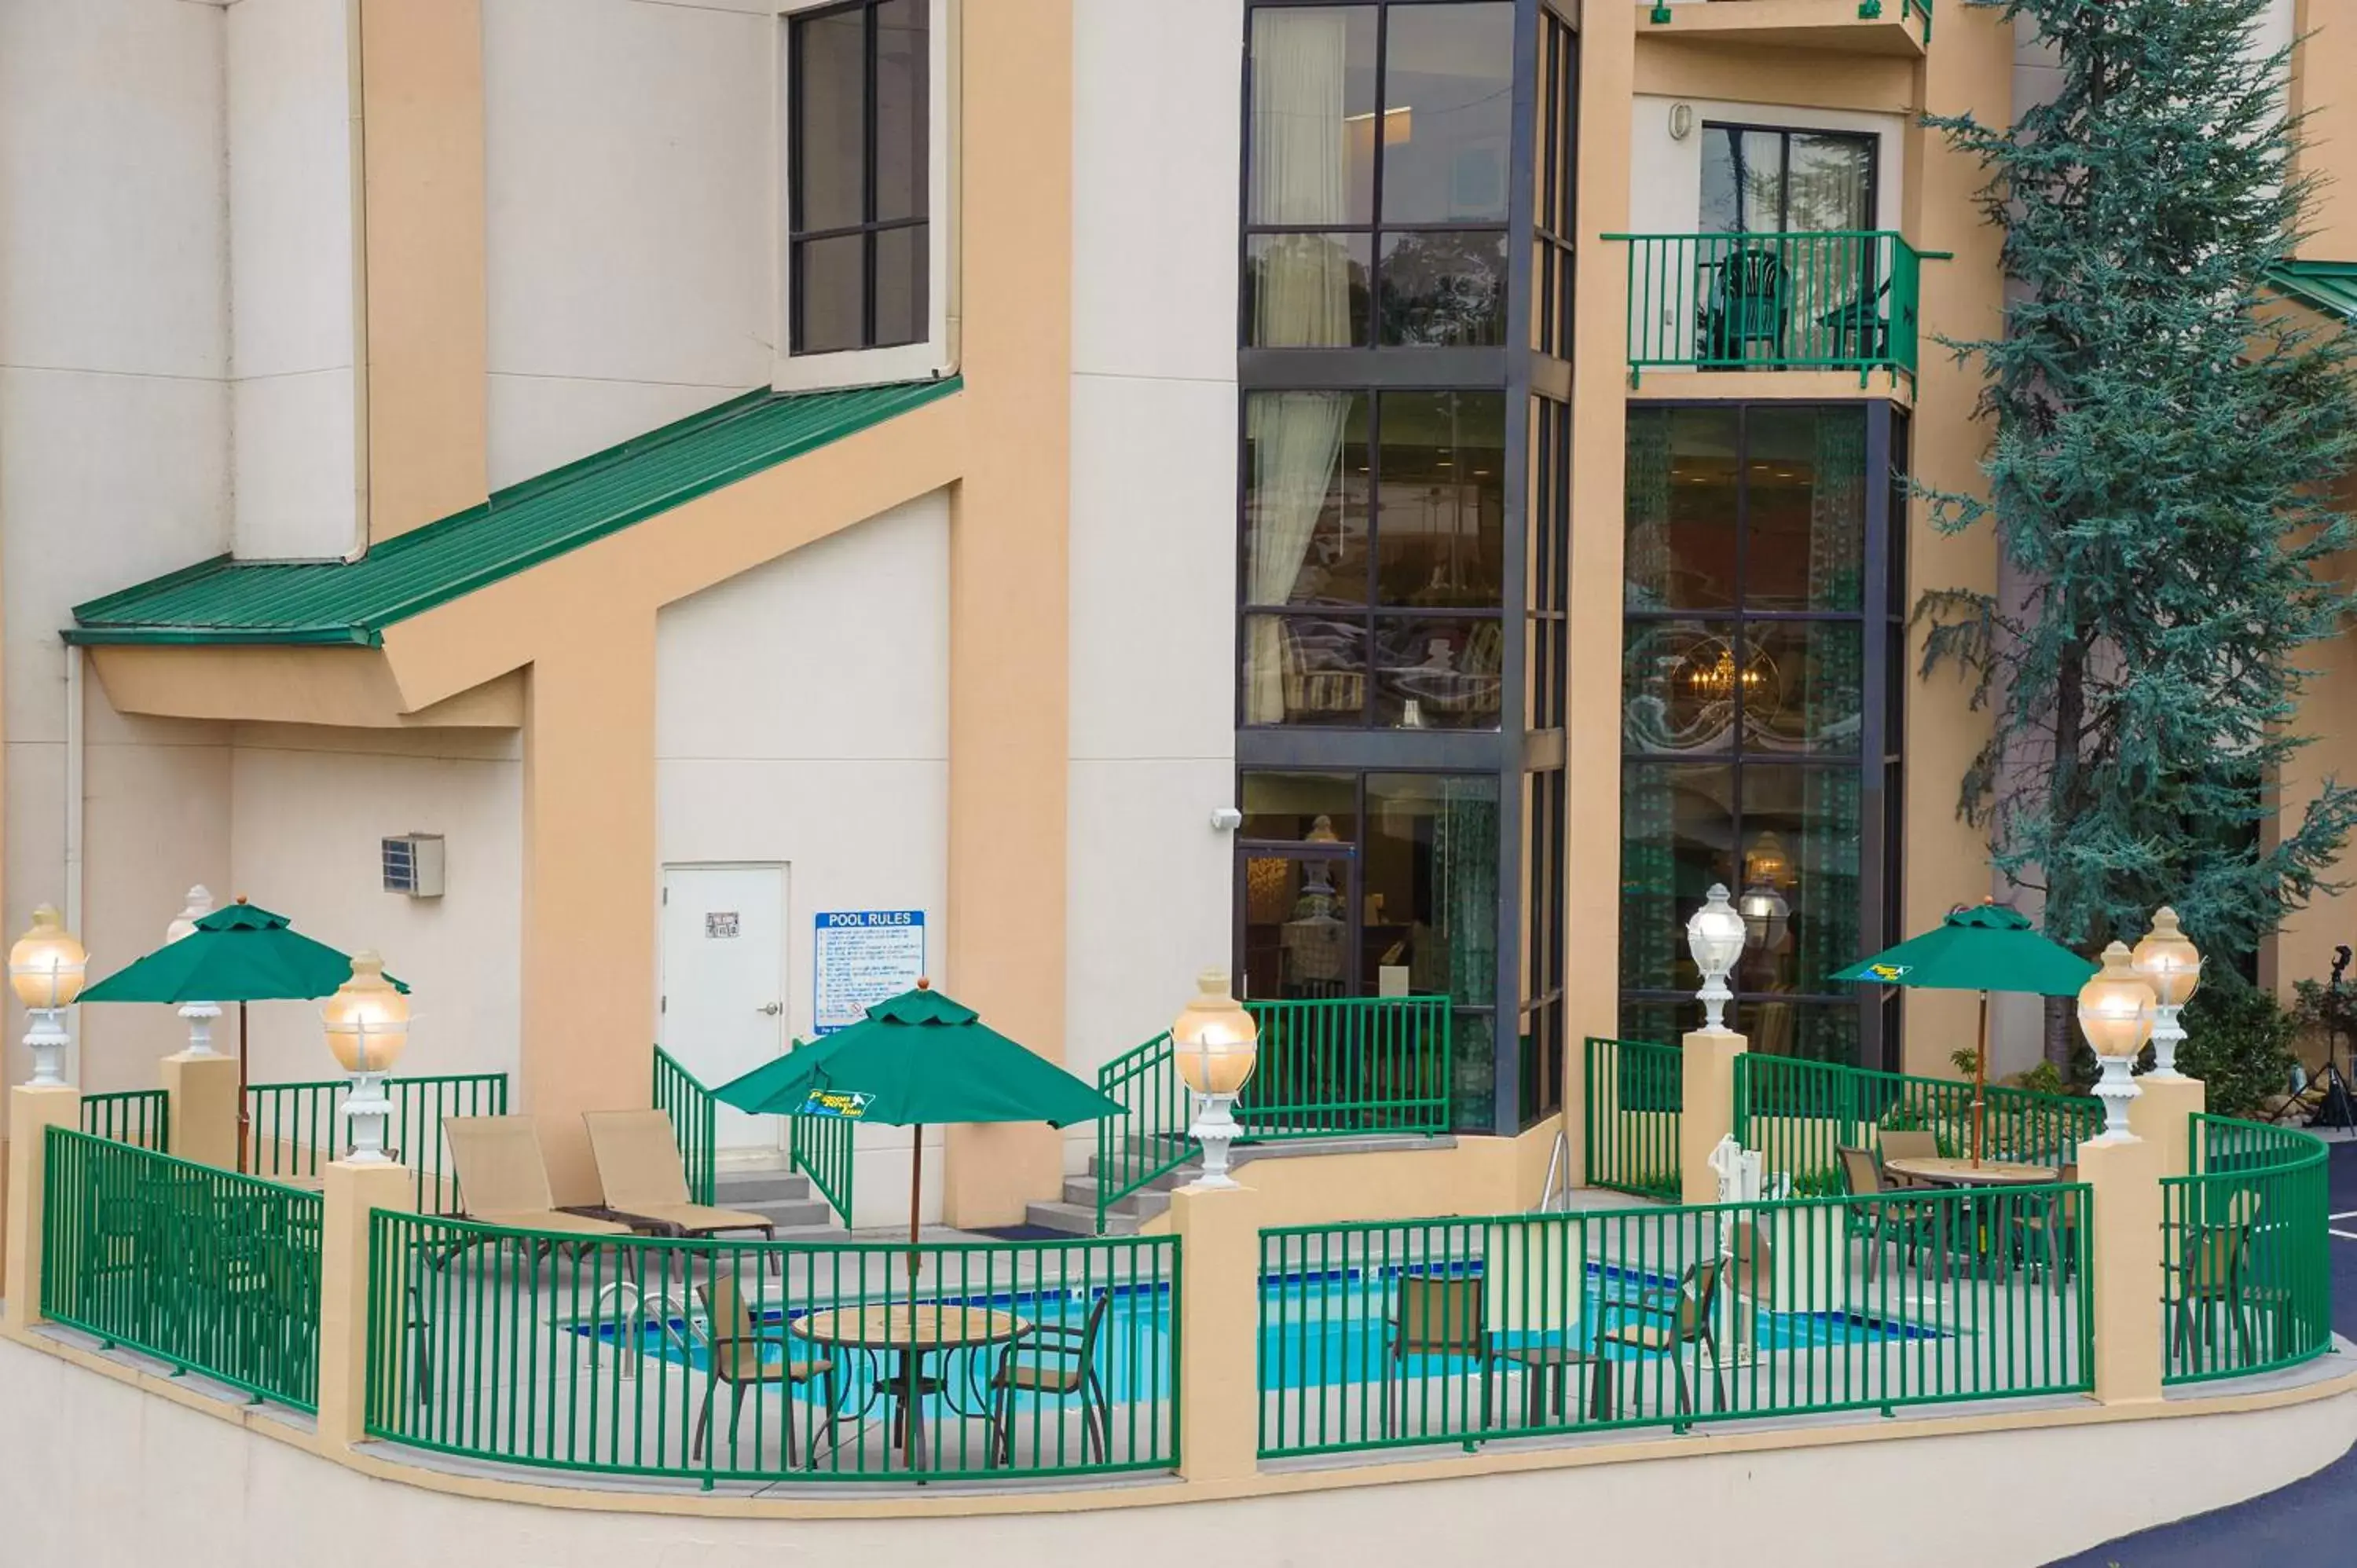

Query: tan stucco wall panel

[1633,37,1919,112]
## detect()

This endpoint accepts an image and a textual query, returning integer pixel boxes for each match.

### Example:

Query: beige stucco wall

[2,1327,2352,1568]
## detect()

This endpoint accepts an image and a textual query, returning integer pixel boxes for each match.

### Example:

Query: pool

[577,1260,1935,1411]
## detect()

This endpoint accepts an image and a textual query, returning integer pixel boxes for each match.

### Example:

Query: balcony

[1640,0,1931,57]
[1605,229,1930,390]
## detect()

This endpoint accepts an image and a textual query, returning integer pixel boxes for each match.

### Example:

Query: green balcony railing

[246,1072,508,1215]
[1733,1054,2099,1199]
[1606,230,1925,383]
[1259,1182,2089,1457]
[80,1088,170,1152]
[1645,0,1932,47]
[365,1214,1178,1486]
[2162,1115,2330,1385]
[1582,1037,1683,1201]
[652,1046,719,1206]
[42,1125,322,1411]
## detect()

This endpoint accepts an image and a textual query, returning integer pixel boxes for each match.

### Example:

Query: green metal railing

[652,1046,718,1206]
[1095,1030,1197,1236]
[1606,230,1924,383]
[1582,1037,1682,1201]
[80,1088,170,1152]
[2162,1115,2330,1385]
[1237,995,1452,1140]
[365,1214,1178,1486]
[1091,997,1453,1232]
[42,1126,322,1410]
[790,1098,856,1224]
[1645,1,1932,47]
[1733,1054,2099,1198]
[246,1072,508,1215]
[1259,1182,2090,1457]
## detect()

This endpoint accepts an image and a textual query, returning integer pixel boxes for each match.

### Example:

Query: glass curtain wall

[1619,403,1901,1065]
[1238,0,1575,1133]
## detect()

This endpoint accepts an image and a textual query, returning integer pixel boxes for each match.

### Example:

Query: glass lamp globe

[2077,942,2157,1057]
[1686,885,1747,980]
[9,905,88,1010]
[324,951,411,1075]
[2131,907,2202,1009]
[1171,969,1259,1097]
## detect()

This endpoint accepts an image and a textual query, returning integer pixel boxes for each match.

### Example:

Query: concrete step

[728,1196,838,1230]
[713,1171,816,1206]
[1061,1175,1173,1222]
[1023,1199,1142,1238]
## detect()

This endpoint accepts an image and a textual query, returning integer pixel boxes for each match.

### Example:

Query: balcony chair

[986,1290,1115,1468]
[691,1272,841,1468]
[1696,244,1787,366]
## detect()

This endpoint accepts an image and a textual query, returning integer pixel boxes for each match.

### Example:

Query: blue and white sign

[812,910,926,1035]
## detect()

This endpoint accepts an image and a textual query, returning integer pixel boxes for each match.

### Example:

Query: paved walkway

[2047,1138,2357,1566]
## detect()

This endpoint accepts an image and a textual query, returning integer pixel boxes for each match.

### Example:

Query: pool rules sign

[812,910,926,1034]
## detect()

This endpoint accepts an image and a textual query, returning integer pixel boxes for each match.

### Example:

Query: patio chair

[1382,1274,1496,1436]
[1596,1258,1726,1421]
[691,1273,840,1467]
[584,1110,778,1244]
[1875,1129,1940,1187]
[986,1290,1114,1467]
[1697,243,1787,365]
[442,1116,633,1243]
[1838,1145,1939,1284]
[2168,1213,2257,1367]
[2007,1161,2080,1283]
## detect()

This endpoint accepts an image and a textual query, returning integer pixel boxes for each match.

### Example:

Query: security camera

[1210,807,1244,832]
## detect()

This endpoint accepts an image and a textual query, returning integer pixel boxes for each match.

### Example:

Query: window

[1241,390,1506,729]
[1237,769,1501,1130]
[1699,125,1877,235]
[1618,404,1903,1065]
[788,0,929,356]
[1242,2,1516,350]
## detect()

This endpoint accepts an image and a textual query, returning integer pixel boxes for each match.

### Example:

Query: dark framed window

[1237,768,1501,1130]
[1241,388,1507,731]
[1618,402,1904,1067]
[1519,766,1566,1126]
[1530,8,1577,361]
[788,0,929,355]
[1699,123,1878,236]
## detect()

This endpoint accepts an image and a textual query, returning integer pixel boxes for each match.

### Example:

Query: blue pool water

[581,1261,1937,1412]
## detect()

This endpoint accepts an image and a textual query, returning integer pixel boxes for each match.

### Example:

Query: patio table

[791,1304,1025,1472]
[1881,1157,2058,1189]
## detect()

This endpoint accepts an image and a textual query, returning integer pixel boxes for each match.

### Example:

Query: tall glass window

[1619,403,1901,1064]
[788,0,929,354]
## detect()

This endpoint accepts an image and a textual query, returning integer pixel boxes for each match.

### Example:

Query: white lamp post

[167,885,221,1057]
[323,951,409,1164]
[2078,941,2157,1141]
[2131,907,2202,1079]
[1687,884,1747,1033]
[9,906,88,1088]
[1171,969,1260,1189]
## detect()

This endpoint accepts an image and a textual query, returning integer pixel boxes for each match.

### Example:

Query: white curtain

[1244,11,1354,723]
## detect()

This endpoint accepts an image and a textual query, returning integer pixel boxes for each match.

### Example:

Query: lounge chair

[583,1109,778,1244]
[692,1272,838,1467]
[441,1116,632,1239]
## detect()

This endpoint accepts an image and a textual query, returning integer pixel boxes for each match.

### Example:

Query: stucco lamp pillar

[2080,942,2157,1142]
[324,951,410,1163]
[2132,907,2201,1079]
[1173,969,1259,1189]
[9,904,88,1088]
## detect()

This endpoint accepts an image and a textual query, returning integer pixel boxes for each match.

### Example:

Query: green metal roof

[68,376,962,647]
[2264,259,2357,323]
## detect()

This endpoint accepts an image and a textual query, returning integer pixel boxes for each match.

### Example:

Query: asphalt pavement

[2044,1139,2357,1567]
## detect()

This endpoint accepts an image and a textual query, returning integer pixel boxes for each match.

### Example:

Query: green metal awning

[2264,259,2357,323]
[68,376,961,648]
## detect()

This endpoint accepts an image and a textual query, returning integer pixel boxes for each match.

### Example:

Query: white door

[660,863,789,1152]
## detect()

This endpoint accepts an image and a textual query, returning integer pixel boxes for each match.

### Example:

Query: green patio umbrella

[1829,901,2095,1165]
[79,898,407,1168]
[716,980,1120,1258]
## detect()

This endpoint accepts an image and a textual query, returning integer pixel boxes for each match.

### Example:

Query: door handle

[757,1002,784,1017]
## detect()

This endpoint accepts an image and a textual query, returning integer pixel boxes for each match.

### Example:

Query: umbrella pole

[906,1123,922,1472]
[237,1002,251,1174]
[1972,992,1989,1168]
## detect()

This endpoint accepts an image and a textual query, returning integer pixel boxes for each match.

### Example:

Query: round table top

[1882,1156,2060,1188]
[790,1305,1025,1352]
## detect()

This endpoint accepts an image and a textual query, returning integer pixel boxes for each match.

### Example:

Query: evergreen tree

[1919,0,2357,1066]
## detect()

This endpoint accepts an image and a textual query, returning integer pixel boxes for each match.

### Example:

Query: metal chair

[1838,1145,1940,1284]
[1596,1258,1727,1422]
[691,1273,840,1468]
[987,1291,1114,1468]
[1382,1274,1496,1436]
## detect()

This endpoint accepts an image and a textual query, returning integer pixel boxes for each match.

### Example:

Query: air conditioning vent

[382,833,446,898]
